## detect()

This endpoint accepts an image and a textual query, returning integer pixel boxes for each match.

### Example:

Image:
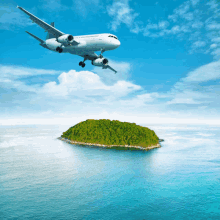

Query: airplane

[17,6,121,73]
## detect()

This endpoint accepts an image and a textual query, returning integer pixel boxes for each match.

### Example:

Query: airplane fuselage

[45,33,120,58]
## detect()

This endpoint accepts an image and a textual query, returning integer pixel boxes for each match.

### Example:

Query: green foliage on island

[61,119,159,148]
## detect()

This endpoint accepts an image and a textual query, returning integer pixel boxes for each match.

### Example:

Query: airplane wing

[17,6,64,38]
[103,65,117,74]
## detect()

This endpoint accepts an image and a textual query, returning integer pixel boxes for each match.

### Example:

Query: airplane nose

[115,40,121,47]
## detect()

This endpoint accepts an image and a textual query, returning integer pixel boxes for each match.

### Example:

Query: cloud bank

[107,0,220,58]
[1,58,220,125]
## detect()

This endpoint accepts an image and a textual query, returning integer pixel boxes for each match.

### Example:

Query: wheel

[56,47,63,53]
[79,61,83,66]
[82,63,85,68]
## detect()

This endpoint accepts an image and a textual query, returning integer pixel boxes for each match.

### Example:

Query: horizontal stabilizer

[25,31,44,44]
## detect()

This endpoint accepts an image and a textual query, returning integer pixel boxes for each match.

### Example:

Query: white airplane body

[17,6,121,73]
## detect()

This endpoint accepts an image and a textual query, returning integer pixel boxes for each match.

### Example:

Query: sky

[1,0,220,125]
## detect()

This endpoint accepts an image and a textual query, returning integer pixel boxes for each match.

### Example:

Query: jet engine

[57,34,74,44]
[45,38,63,53]
[92,58,108,67]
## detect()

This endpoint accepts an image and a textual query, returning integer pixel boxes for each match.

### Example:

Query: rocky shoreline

[58,137,161,151]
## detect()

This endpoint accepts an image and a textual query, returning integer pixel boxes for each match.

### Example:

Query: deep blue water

[0,124,220,219]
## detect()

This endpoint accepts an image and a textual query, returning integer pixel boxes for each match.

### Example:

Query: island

[58,119,162,151]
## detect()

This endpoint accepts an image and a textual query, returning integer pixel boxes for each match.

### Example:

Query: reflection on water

[0,124,220,219]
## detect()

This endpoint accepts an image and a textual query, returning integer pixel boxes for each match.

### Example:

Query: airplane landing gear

[99,49,105,58]
[79,61,85,68]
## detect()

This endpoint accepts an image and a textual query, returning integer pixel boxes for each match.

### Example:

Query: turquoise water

[0,124,220,219]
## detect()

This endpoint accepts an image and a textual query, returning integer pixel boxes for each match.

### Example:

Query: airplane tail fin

[46,22,55,39]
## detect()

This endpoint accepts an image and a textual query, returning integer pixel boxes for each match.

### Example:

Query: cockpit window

[108,35,118,39]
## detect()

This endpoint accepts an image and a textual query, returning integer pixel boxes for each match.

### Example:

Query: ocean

[0,124,220,219]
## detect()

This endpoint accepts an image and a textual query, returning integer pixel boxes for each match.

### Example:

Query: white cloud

[166,60,220,109]
[120,93,156,107]
[183,61,220,82]
[2,111,220,126]
[118,92,171,109]
[0,65,61,91]
[107,0,139,31]
[93,60,131,85]
[2,61,220,124]
[210,44,217,49]
[146,23,158,30]
[169,25,181,34]
[167,97,201,105]
[206,22,220,30]
[192,41,206,48]
[212,37,220,42]
[191,21,203,29]
[211,48,220,59]
[207,0,219,10]
[0,64,146,118]
[167,89,206,105]
[140,0,202,40]
[105,0,220,57]
[158,21,170,29]
[0,65,61,78]
[184,12,194,21]
[0,64,139,102]
[168,1,191,21]
[72,0,102,17]
[191,0,200,6]
[41,69,141,99]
